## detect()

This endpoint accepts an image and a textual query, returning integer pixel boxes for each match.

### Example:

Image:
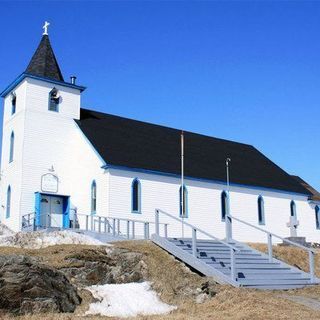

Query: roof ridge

[79,107,253,148]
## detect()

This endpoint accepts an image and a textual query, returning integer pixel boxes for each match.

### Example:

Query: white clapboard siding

[107,168,319,244]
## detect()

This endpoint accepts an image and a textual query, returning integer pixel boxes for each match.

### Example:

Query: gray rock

[60,248,148,287]
[196,293,209,304]
[0,255,81,314]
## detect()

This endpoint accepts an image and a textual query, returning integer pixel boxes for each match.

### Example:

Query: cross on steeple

[26,24,64,81]
[43,21,50,35]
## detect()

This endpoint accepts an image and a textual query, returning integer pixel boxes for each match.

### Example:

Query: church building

[1,26,319,244]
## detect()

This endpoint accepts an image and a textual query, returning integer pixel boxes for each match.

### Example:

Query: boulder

[0,255,81,314]
[61,248,148,287]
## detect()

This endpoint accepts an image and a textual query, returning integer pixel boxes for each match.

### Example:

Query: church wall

[107,168,319,243]
[0,82,27,230]
[0,80,318,242]
[25,78,81,120]
[294,201,320,244]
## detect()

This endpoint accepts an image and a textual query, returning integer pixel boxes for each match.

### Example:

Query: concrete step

[243,284,313,290]
[181,247,254,254]
[205,261,281,268]
[170,238,232,244]
[168,239,242,248]
[236,272,303,280]
[172,243,244,250]
[234,268,292,274]
[238,278,311,286]
[198,257,270,264]
[204,254,263,260]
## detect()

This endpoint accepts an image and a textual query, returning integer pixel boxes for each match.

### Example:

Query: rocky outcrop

[0,255,81,314]
[61,248,148,287]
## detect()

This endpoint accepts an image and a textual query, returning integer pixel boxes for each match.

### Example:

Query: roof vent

[70,76,77,85]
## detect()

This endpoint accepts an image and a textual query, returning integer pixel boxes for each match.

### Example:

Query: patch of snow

[0,229,108,249]
[86,282,177,318]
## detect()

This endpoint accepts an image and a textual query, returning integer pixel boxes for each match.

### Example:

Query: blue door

[40,195,63,227]
[35,193,70,228]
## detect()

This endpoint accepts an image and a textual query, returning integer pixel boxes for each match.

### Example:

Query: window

[6,186,11,218]
[132,178,141,213]
[9,131,14,163]
[48,88,60,112]
[11,93,16,115]
[221,191,228,221]
[258,196,265,225]
[91,180,97,214]
[290,200,296,218]
[179,185,188,217]
[315,206,320,230]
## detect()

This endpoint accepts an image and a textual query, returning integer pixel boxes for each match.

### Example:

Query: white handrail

[155,209,239,281]
[156,209,239,252]
[229,214,315,253]
[107,215,168,226]
[228,213,316,283]
[74,213,168,240]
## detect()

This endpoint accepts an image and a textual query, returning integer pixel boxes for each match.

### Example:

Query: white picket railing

[21,212,169,240]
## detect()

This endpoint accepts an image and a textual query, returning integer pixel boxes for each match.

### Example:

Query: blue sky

[0,1,319,190]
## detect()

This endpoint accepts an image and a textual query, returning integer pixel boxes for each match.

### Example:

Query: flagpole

[226,157,231,241]
[181,131,185,238]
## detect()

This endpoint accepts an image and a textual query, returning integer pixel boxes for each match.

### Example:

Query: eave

[0,73,86,98]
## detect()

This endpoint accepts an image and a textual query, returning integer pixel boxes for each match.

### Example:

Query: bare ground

[0,241,320,320]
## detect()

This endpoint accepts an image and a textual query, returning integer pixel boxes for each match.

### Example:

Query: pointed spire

[25,34,64,82]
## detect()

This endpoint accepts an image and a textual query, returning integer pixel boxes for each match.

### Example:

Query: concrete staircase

[153,236,316,289]
[152,209,319,290]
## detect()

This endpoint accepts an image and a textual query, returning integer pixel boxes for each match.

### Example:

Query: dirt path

[279,294,320,312]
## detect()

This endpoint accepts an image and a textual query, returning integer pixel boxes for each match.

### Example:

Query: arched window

[11,93,16,115]
[179,185,188,218]
[290,200,296,218]
[48,88,60,112]
[221,191,228,221]
[315,206,320,230]
[6,185,11,218]
[9,131,14,163]
[91,180,97,214]
[132,178,141,213]
[258,196,265,225]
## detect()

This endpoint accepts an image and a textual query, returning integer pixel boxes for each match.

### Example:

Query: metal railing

[22,212,169,240]
[22,212,36,230]
[155,209,240,281]
[22,212,62,230]
[228,214,317,283]
[106,215,168,240]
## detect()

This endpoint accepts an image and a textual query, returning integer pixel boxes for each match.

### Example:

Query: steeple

[1,23,86,98]
[25,33,64,82]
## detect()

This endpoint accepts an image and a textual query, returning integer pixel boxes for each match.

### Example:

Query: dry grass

[0,244,110,269]
[0,241,320,320]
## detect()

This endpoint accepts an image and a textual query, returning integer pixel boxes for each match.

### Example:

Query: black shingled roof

[25,35,64,81]
[291,176,320,201]
[76,108,311,195]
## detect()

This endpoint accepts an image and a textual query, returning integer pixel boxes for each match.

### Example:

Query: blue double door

[40,195,64,227]
[35,192,70,228]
